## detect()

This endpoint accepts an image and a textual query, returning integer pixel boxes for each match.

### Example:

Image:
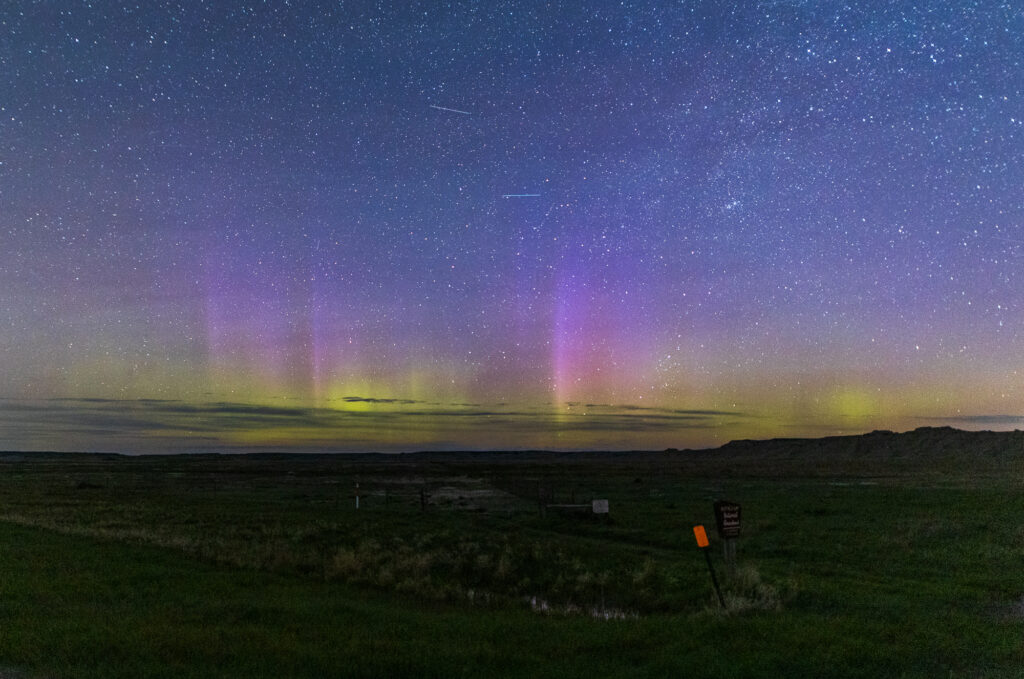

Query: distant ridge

[1,427,1022,474]
[695,426,1024,477]
[717,425,1022,456]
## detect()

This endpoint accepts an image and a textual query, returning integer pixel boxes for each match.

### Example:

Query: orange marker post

[693,524,725,609]
[693,524,709,548]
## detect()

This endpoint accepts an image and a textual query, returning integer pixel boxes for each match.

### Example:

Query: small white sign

[592,499,609,514]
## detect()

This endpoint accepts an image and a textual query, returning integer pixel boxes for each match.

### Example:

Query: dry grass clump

[719,564,789,613]
[323,533,680,613]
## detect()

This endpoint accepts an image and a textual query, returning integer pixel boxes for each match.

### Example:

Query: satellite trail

[429,104,471,115]
[503,194,541,198]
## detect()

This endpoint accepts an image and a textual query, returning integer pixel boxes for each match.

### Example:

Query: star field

[2,1,1023,452]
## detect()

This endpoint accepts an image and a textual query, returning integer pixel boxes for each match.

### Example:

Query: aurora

[2,1,1022,453]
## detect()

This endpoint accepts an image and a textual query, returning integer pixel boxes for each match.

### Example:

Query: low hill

[692,426,1024,477]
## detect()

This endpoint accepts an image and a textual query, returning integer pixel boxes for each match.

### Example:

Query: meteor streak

[429,104,471,115]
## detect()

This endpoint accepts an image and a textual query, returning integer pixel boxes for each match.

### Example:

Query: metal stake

[704,548,726,609]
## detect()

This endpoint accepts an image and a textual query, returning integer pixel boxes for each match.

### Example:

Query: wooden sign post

[693,525,725,609]
[713,500,741,567]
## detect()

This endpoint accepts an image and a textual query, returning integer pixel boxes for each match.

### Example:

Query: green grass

[0,433,1021,676]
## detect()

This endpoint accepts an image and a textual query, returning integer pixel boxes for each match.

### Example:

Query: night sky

[2,1,1023,453]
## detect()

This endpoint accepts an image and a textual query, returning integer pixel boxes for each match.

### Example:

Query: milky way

[2,2,1023,452]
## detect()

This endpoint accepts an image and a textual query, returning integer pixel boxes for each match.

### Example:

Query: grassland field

[0,426,1022,677]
